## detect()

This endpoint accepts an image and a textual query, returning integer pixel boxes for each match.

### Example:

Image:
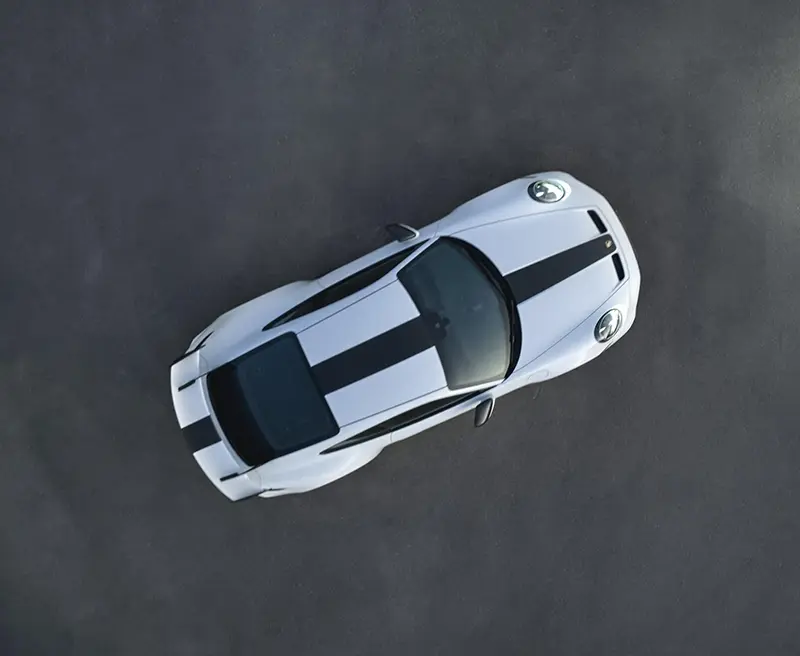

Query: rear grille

[587,209,607,234]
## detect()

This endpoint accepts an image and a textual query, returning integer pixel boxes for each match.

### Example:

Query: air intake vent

[587,209,607,234]
[612,254,625,281]
[171,331,214,366]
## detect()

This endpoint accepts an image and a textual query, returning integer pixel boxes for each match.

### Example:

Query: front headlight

[528,179,567,203]
[594,309,622,343]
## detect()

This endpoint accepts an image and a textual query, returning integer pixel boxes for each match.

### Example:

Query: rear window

[207,333,339,466]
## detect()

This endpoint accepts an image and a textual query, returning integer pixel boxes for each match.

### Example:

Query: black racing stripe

[506,235,617,303]
[311,315,435,395]
[182,416,221,453]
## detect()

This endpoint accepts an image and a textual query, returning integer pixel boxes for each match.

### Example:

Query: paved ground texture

[3,1,800,654]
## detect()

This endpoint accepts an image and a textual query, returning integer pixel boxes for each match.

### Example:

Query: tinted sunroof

[207,333,339,466]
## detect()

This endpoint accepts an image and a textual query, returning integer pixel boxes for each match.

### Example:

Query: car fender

[430,172,571,237]
[496,281,637,397]
[254,437,390,496]
[194,280,319,358]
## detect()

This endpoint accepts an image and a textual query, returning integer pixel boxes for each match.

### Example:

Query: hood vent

[612,253,625,281]
[587,209,607,234]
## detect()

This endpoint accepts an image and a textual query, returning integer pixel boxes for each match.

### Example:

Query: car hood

[455,208,624,368]
[452,207,601,276]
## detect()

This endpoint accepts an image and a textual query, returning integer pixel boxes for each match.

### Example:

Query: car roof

[296,279,448,427]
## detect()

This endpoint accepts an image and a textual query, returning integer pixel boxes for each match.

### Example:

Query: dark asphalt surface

[3,1,800,654]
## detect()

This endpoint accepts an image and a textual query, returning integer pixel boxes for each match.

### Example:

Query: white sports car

[171,173,640,500]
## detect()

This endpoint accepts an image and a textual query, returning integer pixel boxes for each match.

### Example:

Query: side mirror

[474,398,495,428]
[385,223,420,243]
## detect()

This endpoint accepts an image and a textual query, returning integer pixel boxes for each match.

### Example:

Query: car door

[320,384,490,455]
[389,383,495,444]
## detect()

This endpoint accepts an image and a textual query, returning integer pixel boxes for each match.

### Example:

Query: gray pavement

[2,1,800,654]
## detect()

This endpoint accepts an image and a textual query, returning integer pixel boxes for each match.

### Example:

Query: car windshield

[206,333,339,466]
[398,238,517,389]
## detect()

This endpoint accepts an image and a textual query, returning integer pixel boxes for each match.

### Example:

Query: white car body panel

[170,351,209,427]
[169,172,641,500]
[325,348,447,427]
[453,207,598,275]
[513,257,622,368]
[389,379,496,445]
[316,241,406,288]
[199,280,318,355]
[255,435,389,494]
[434,176,574,232]
[297,281,418,366]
